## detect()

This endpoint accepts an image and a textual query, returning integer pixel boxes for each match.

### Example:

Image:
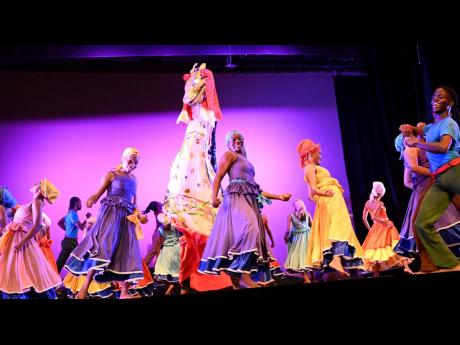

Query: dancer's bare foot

[404,267,415,275]
[230,275,241,290]
[120,292,141,299]
[165,284,176,295]
[241,273,260,288]
[329,257,350,277]
[75,290,87,299]
[434,264,460,273]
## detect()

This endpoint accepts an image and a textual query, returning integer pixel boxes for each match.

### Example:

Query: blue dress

[284,213,311,272]
[65,172,144,283]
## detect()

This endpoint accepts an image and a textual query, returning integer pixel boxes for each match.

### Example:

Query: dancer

[0,179,62,299]
[64,147,145,299]
[163,63,230,292]
[362,182,402,277]
[56,197,88,273]
[284,199,312,283]
[199,130,292,289]
[400,86,460,272]
[153,213,181,295]
[297,139,364,276]
[394,123,460,272]
[143,201,164,269]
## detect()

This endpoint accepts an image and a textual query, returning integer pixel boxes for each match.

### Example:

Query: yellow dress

[305,165,364,269]
[63,272,115,298]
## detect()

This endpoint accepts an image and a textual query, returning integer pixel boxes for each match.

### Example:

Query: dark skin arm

[403,167,413,189]
[212,151,238,208]
[400,124,425,137]
[86,172,115,208]
[304,164,334,202]
[404,147,431,176]
[262,214,275,248]
[362,201,371,231]
[405,134,453,154]
[261,191,292,201]
[284,214,292,243]
[58,217,66,230]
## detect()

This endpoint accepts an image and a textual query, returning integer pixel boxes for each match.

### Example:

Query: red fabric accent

[181,103,193,121]
[431,157,460,178]
[202,69,223,121]
[182,68,223,121]
[174,222,231,291]
[39,238,59,274]
[135,259,154,289]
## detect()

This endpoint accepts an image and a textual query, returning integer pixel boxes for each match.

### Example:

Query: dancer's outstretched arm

[86,172,115,208]
[212,151,237,208]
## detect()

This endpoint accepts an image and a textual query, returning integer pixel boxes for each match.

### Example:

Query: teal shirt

[0,187,17,209]
[424,117,460,171]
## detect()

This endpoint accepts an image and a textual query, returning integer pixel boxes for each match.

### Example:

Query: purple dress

[394,149,460,257]
[198,153,272,281]
[65,172,144,283]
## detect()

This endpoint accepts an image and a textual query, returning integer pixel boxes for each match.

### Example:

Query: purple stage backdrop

[0,70,351,276]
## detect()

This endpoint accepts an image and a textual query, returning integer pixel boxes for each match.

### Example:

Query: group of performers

[0,63,459,299]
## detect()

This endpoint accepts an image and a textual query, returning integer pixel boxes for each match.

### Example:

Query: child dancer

[153,212,181,295]
[284,199,312,283]
[362,182,402,277]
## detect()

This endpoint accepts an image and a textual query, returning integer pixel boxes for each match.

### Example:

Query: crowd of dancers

[0,63,459,299]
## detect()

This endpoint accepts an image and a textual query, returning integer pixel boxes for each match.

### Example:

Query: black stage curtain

[333,46,431,242]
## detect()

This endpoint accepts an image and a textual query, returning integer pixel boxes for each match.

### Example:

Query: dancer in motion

[199,130,291,289]
[64,147,146,299]
[0,179,62,299]
[362,182,402,277]
[400,86,460,272]
[297,139,364,276]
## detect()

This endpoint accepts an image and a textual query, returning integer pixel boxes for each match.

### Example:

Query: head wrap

[296,139,321,167]
[225,130,244,147]
[40,178,60,204]
[369,181,385,201]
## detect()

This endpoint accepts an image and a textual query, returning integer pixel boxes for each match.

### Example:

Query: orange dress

[38,236,59,274]
[362,201,402,270]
